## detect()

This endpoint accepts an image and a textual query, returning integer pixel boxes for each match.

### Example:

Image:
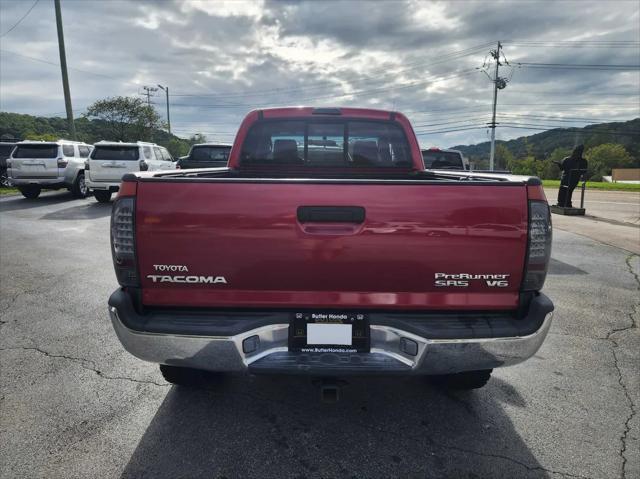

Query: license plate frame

[289,311,370,353]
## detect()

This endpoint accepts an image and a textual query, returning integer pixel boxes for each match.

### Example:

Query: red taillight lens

[522,200,552,291]
[139,160,149,171]
[57,159,68,168]
[111,196,139,287]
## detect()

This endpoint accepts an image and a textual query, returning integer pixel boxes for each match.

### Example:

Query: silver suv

[86,141,176,203]
[8,140,92,199]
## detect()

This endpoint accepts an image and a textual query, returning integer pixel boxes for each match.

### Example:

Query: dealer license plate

[289,311,369,353]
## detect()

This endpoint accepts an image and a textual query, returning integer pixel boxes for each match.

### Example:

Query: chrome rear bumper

[108,291,553,376]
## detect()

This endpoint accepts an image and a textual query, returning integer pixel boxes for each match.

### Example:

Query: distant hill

[452,118,640,163]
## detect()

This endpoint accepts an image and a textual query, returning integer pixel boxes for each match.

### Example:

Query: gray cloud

[0,0,638,147]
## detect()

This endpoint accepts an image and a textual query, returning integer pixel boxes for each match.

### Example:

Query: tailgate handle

[297,206,365,223]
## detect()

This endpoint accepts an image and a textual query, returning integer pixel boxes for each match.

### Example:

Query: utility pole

[157,84,171,134]
[488,41,502,171]
[54,0,76,140]
[141,86,158,106]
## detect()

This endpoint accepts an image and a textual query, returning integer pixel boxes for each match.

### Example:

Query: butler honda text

[107,107,554,391]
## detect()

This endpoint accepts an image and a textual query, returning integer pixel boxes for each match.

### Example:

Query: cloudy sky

[0,0,638,148]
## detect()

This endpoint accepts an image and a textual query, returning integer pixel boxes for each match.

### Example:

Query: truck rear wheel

[159,364,224,388]
[429,369,493,390]
[94,190,112,203]
[18,185,41,199]
[71,172,88,198]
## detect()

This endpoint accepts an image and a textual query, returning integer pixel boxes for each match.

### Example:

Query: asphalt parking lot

[1,191,638,479]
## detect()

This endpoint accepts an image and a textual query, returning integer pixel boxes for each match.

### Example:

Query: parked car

[86,141,176,203]
[422,147,469,170]
[0,140,18,187]
[176,143,232,169]
[107,107,553,397]
[7,140,92,199]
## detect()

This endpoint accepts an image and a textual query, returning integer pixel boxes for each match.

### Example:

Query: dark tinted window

[91,146,139,161]
[191,146,231,162]
[78,146,91,158]
[62,145,75,157]
[422,150,464,169]
[0,144,15,158]
[13,144,58,158]
[241,120,411,167]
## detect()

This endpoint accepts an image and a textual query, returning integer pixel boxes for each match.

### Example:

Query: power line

[498,121,640,132]
[515,62,640,70]
[497,124,640,136]
[497,113,631,123]
[0,49,121,80]
[414,126,488,135]
[166,69,479,109]
[0,0,39,38]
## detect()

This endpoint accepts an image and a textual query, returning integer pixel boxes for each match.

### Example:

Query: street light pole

[157,84,171,134]
[54,0,76,140]
[489,41,502,171]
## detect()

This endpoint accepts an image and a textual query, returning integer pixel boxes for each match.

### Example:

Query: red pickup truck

[108,107,553,394]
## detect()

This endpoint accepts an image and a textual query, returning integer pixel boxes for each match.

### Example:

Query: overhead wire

[0,0,40,38]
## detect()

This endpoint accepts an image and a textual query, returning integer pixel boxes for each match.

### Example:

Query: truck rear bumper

[108,290,553,376]
[9,176,66,187]
[86,180,120,191]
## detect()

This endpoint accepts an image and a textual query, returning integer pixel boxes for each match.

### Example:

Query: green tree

[167,138,190,158]
[585,143,633,181]
[508,155,540,176]
[24,132,58,141]
[495,143,514,171]
[84,97,163,142]
[540,147,570,180]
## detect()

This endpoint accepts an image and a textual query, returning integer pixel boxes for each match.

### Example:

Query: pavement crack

[603,253,638,479]
[0,288,40,314]
[0,346,169,388]
[350,417,591,479]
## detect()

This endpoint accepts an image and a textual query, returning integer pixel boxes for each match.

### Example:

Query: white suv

[86,141,176,202]
[8,140,93,199]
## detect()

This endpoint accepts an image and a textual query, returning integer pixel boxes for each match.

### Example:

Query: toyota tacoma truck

[108,107,553,393]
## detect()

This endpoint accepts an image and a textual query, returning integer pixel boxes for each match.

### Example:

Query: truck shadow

[121,375,549,479]
[40,201,111,220]
[0,191,79,212]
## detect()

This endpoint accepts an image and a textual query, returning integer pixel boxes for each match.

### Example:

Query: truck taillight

[57,158,68,168]
[111,196,139,287]
[139,160,149,171]
[522,200,552,291]
[84,160,90,170]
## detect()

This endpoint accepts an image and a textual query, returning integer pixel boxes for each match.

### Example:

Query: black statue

[556,145,588,207]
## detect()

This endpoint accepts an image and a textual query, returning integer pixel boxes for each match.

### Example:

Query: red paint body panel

[136,181,528,310]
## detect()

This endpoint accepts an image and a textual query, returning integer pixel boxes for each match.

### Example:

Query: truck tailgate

[136,181,528,310]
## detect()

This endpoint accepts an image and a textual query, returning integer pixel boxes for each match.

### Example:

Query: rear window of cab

[240,120,412,168]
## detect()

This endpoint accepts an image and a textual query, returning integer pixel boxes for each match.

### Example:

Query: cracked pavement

[1,191,638,479]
